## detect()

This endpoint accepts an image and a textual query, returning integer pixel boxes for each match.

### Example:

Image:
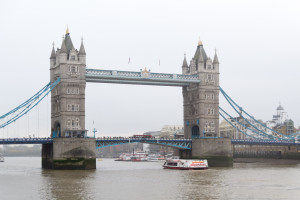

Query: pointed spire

[198,39,203,46]
[213,48,219,64]
[79,37,86,55]
[66,25,70,34]
[198,50,204,62]
[50,42,56,59]
[64,31,74,54]
[60,36,67,53]
[182,52,188,68]
[193,39,207,63]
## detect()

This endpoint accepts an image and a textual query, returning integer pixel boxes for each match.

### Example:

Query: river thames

[0,157,300,200]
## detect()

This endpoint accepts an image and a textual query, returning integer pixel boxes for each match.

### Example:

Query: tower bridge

[42,28,227,170]
[1,28,298,169]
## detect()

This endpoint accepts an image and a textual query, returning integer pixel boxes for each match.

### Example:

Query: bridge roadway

[0,138,299,149]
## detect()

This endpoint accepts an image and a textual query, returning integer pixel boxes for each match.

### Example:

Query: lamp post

[92,128,97,138]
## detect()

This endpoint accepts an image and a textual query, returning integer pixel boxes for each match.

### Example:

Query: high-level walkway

[86,69,200,86]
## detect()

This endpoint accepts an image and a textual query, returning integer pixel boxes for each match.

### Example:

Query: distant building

[160,125,184,138]
[266,104,295,135]
[142,125,183,153]
[219,117,247,139]
[220,104,296,139]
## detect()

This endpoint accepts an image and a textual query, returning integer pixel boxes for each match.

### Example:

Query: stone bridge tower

[50,28,86,138]
[181,41,233,166]
[43,28,96,170]
[182,40,220,139]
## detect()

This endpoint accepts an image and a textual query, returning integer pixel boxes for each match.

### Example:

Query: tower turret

[59,37,67,63]
[79,38,86,65]
[192,40,207,72]
[182,53,188,74]
[50,43,56,68]
[213,49,219,72]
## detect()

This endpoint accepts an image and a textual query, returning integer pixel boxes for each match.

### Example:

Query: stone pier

[42,138,96,170]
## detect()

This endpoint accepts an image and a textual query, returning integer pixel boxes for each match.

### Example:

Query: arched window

[191,125,200,139]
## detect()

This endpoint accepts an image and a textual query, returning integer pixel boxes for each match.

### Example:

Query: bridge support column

[179,138,233,167]
[42,138,96,170]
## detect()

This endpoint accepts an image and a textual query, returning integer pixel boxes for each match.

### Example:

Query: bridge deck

[86,69,200,86]
[0,138,298,147]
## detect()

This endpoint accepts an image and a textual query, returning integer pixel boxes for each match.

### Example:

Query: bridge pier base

[179,138,233,167]
[42,138,96,170]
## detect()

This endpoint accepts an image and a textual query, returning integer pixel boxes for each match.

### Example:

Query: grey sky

[0,0,299,138]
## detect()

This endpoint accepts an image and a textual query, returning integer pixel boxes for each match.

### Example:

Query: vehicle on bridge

[132,135,152,139]
[163,157,208,170]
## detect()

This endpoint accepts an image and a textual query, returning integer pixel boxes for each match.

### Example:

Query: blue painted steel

[85,69,200,86]
[219,111,257,139]
[52,131,57,138]
[95,138,192,150]
[232,139,299,146]
[0,138,53,145]
[0,83,50,119]
[1,137,300,147]
[219,107,271,139]
[0,78,61,129]
[219,88,272,139]
[219,87,291,140]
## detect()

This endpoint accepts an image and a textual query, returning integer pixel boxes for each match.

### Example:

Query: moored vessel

[163,157,208,170]
[0,153,4,162]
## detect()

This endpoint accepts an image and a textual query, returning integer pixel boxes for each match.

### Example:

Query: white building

[266,104,289,135]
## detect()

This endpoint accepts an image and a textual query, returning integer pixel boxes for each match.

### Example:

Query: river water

[0,157,300,200]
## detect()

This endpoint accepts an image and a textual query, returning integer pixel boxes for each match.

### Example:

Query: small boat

[115,153,132,161]
[163,157,208,170]
[130,151,148,162]
[115,151,148,162]
[0,153,4,162]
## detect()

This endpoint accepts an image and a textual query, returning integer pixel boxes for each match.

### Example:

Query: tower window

[71,55,76,61]
[67,104,79,111]
[69,66,78,73]
[67,87,79,94]
[207,74,214,80]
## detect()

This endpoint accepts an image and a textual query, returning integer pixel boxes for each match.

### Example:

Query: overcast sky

[0,0,299,138]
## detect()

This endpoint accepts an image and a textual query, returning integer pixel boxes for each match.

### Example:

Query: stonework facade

[50,30,87,138]
[182,41,220,138]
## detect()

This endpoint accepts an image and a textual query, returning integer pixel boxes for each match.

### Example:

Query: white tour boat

[163,157,208,170]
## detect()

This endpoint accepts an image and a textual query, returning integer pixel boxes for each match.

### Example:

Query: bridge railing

[232,139,299,146]
[0,138,53,144]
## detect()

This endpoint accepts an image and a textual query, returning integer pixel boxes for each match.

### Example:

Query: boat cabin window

[167,162,177,166]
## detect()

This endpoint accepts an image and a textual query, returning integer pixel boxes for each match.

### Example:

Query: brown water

[0,157,300,200]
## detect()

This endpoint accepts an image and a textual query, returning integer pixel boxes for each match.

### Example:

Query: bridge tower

[42,28,96,170]
[181,41,233,166]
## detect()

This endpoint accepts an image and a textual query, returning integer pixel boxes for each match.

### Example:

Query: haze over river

[0,157,300,199]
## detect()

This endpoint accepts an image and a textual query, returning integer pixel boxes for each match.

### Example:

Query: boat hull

[163,166,208,170]
[163,159,208,170]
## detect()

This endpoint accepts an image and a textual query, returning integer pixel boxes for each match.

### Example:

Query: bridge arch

[96,138,192,150]
[191,125,200,138]
[52,121,61,138]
